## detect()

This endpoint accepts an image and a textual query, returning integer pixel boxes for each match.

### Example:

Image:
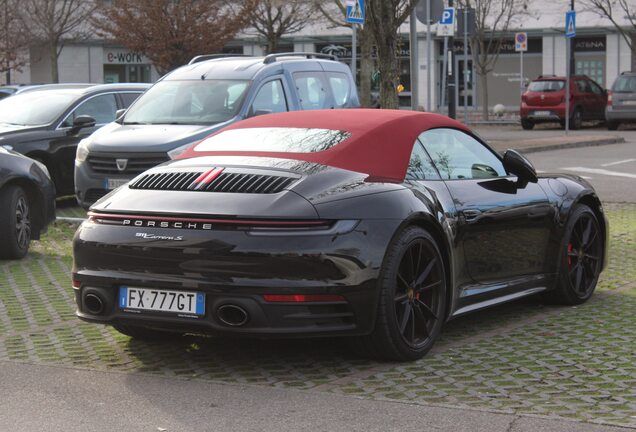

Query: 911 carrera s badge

[135,232,183,241]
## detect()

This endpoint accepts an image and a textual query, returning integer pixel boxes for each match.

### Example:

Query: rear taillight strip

[87,211,331,227]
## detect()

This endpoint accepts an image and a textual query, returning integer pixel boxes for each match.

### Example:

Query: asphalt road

[527,140,636,203]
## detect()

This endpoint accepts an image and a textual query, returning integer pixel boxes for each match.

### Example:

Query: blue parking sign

[439,7,455,25]
[346,0,365,24]
[565,10,576,38]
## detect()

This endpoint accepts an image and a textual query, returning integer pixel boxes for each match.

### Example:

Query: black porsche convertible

[72,109,607,361]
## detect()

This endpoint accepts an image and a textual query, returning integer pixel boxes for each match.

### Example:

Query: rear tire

[542,204,602,305]
[521,119,535,130]
[607,121,619,131]
[570,108,583,130]
[0,185,31,259]
[359,226,446,361]
[113,324,183,341]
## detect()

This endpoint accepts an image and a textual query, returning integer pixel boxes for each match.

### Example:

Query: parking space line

[601,158,636,167]
[561,167,636,179]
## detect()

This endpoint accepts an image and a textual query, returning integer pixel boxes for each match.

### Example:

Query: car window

[120,92,143,108]
[406,140,441,180]
[612,75,636,93]
[588,81,603,95]
[250,80,288,115]
[575,80,590,93]
[327,72,351,108]
[123,80,249,125]
[419,128,506,180]
[63,93,117,127]
[528,81,564,92]
[293,72,329,110]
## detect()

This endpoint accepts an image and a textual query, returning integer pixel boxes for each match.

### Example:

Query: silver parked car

[606,71,636,130]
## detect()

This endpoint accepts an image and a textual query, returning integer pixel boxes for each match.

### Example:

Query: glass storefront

[104,64,152,83]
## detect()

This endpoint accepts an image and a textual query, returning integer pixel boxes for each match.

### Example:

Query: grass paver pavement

[0,204,634,427]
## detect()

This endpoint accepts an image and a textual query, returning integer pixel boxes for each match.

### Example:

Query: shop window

[576,60,603,87]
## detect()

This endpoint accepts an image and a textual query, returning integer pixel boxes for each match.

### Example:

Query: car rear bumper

[520,106,565,121]
[605,108,636,122]
[72,218,399,337]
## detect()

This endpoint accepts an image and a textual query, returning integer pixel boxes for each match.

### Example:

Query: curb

[490,136,626,154]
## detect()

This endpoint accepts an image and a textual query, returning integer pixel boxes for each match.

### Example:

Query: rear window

[528,80,565,92]
[613,76,636,93]
[194,127,351,153]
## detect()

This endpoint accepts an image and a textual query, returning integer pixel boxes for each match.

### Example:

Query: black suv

[74,53,359,208]
[0,83,150,196]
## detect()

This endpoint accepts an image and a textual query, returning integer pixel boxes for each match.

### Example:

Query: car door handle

[461,209,482,221]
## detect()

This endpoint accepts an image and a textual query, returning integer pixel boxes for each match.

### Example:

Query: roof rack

[188,54,251,65]
[621,70,635,75]
[263,52,337,64]
[537,74,557,79]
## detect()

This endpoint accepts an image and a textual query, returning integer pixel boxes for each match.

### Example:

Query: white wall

[417,33,436,112]
[606,33,633,88]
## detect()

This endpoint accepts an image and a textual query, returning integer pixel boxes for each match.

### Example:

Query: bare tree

[366,0,417,109]
[20,0,98,83]
[246,0,318,54]
[457,0,528,119]
[315,0,374,107]
[0,0,30,83]
[94,0,256,74]
[581,0,636,69]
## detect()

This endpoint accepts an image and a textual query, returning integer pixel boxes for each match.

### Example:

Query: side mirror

[115,109,126,120]
[503,149,538,186]
[69,115,96,135]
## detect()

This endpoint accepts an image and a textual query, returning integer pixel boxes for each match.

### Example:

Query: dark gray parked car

[606,71,636,130]
[74,53,360,208]
[0,83,149,196]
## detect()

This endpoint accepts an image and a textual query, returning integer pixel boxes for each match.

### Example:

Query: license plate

[534,110,551,117]
[119,286,205,316]
[105,178,129,190]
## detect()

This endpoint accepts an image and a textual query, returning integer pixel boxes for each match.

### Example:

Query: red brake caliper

[567,243,573,269]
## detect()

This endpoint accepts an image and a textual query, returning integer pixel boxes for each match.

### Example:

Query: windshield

[194,128,351,153]
[528,80,565,92]
[0,91,77,126]
[612,76,636,93]
[123,79,250,125]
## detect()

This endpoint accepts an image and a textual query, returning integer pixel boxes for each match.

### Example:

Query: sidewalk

[471,125,628,154]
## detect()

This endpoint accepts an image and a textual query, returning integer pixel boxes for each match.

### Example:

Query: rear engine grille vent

[129,171,296,194]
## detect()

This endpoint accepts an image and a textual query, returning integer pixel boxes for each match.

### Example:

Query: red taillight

[607,91,613,107]
[72,279,81,288]
[262,294,345,303]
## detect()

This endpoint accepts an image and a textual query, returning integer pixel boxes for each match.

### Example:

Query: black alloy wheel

[0,185,31,259]
[361,226,446,361]
[545,204,602,305]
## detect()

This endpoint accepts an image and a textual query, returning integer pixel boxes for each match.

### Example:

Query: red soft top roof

[179,109,471,182]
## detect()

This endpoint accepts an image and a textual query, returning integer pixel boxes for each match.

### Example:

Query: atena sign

[104,49,149,64]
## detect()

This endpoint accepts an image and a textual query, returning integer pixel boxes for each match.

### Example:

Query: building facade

[5,2,634,113]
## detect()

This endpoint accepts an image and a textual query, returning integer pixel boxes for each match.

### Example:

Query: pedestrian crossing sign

[346,0,365,24]
[566,10,576,38]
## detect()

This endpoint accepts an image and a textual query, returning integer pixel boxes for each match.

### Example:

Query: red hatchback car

[520,75,607,130]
